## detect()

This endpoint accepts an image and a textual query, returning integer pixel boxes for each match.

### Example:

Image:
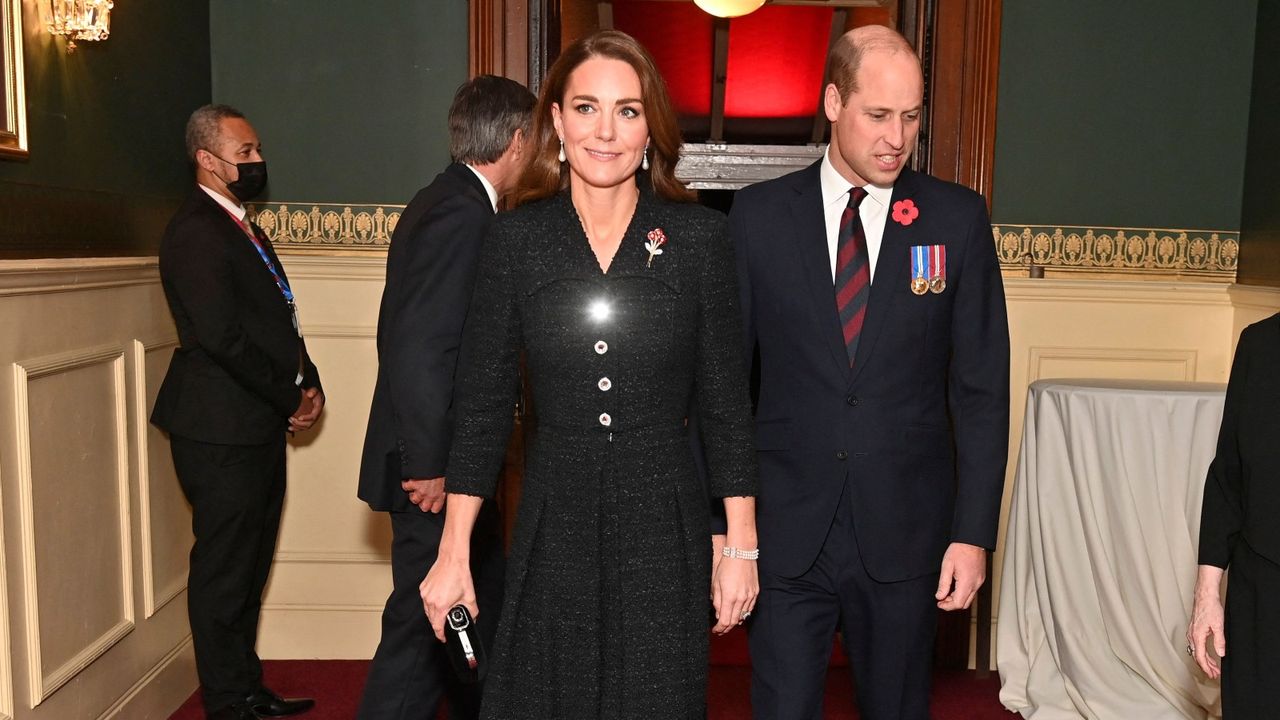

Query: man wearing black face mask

[152,104,323,720]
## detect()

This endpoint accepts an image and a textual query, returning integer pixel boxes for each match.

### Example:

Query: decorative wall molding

[274,550,388,565]
[0,257,159,296]
[96,636,194,720]
[1002,277,1236,307]
[1227,283,1280,312]
[675,143,826,190]
[250,202,403,251]
[994,225,1239,280]
[273,254,389,279]
[1027,345,1199,384]
[0,464,12,720]
[255,203,1242,286]
[301,324,377,341]
[12,345,135,704]
[132,338,187,619]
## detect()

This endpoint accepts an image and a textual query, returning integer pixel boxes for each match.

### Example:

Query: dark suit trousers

[358,503,505,720]
[749,478,938,720]
[171,434,286,713]
[1222,541,1280,719]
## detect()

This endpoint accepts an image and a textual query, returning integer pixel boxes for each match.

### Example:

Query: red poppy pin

[645,228,667,267]
[892,199,919,227]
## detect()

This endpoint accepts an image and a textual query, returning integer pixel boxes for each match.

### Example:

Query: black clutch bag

[444,604,487,683]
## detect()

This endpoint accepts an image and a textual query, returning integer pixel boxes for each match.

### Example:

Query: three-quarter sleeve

[445,220,524,498]
[693,219,758,498]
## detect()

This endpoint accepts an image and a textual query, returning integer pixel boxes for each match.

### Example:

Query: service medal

[910,244,947,296]
[910,245,929,295]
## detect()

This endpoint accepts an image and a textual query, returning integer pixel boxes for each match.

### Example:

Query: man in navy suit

[731,25,1009,720]
[356,76,534,720]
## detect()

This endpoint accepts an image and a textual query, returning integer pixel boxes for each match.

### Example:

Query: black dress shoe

[206,703,260,720]
[246,687,315,717]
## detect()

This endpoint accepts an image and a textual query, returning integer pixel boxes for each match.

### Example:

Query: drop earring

[641,145,650,171]
[558,139,566,163]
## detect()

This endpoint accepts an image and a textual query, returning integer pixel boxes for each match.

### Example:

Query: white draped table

[998,379,1226,719]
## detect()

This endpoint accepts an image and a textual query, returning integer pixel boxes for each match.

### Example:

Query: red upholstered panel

[725,5,832,118]
[613,1,714,116]
[612,2,830,120]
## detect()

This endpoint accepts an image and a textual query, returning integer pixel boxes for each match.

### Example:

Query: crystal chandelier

[40,0,114,52]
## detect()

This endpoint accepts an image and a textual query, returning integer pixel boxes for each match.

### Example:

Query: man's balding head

[826,25,919,105]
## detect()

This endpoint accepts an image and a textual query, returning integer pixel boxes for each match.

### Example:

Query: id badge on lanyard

[288,300,303,338]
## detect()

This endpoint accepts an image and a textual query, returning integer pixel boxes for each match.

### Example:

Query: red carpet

[169,634,1009,719]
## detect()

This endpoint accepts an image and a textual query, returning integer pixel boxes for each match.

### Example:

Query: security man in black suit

[152,105,323,720]
[356,76,534,720]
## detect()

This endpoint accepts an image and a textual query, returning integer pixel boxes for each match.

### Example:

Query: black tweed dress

[446,187,758,719]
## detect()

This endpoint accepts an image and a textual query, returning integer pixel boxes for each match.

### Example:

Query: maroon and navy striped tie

[835,187,870,366]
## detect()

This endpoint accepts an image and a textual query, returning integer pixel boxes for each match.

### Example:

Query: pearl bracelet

[722,546,760,560]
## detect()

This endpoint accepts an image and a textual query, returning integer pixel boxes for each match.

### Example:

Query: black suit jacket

[358,163,495,512]
[731,163,1010,582]
[1199,313,1280,568]
[151,187,321,445]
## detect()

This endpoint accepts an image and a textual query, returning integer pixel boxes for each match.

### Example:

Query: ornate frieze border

[253,203,1242,283]
[994,224,1239,279]
[249,202,404,250]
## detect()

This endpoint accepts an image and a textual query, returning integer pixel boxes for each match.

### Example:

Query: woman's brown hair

[513,30,695,206]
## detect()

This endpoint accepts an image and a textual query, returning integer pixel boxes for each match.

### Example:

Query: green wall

[210,0,470,205]
[991,0,1256,231]
[1235,1,1280,286]
[0,0,211,257]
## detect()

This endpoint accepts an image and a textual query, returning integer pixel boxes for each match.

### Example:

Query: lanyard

[222,208,294,303]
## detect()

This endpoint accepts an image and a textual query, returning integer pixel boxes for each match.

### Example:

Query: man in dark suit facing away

[731,26,1010,720]
[356,76,534,720]
[152,104,323,720]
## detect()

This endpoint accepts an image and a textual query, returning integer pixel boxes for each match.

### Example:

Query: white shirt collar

[465,164,499,212]
[819,146,893,211]
[198,183,247,221]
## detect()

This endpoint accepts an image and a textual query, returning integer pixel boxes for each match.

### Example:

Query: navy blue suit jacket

[731,163,1009,582]
[358,163,495,512]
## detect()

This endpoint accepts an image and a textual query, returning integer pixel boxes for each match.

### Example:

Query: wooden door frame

[911,0,1002,208]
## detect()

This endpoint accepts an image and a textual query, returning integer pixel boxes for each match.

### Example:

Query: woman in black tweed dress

[420,30,759,719]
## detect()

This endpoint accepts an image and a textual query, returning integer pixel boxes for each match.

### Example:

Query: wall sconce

[39,0,113,52]
[694,0,767,18]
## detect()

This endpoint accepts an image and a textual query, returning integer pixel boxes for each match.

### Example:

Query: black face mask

[208,152,268,202]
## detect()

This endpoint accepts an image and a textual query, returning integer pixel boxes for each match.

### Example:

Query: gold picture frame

[1,0,28,159]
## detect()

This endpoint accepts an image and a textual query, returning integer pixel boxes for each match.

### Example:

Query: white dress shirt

[198,183,247,220]
[465,164,499,212]
[819,147,894,284]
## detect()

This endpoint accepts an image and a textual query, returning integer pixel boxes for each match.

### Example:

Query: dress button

[595,340,608,354]
[598,377,612,391]
[836,450,848,460]
[599,413,612,427]
[846,394,859,406]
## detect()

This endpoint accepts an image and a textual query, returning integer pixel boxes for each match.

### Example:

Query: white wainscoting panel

[0,258,195,719]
